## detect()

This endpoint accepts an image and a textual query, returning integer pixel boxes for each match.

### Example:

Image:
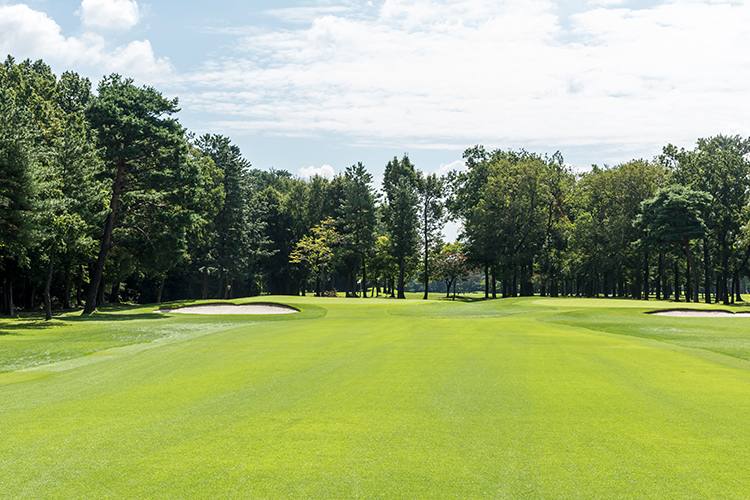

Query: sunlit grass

[2,295,750,498]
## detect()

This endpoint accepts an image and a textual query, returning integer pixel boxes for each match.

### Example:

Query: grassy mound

[2,296,750,498]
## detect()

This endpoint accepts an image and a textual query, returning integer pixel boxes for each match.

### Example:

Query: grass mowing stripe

[2,296,750,497]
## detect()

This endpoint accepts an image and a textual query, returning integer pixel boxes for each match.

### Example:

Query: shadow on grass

[67,312,165,323]
[441,296,486,303]
[1,298,327,335]
[0,304,165,335]
[0,317,61,335]
[434,295,511,303]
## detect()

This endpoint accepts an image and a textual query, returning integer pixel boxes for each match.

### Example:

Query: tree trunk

[84,156,126,314]
[363,256,368,299]
[97,277,106,307]
[656,252,663,300]
[7,280,15,317]
[674,260,680,301]
[484,264,490,299]
[29,285,36,310]
[703,239,711,303]
[84,227,112,313]
[520,263,534,297]
[110,281,120,304]
[491,267,497,299]
[77,265,83,307]
[634,273,641,300]
[202,266,209,300]
[684,250,691,303]
[156,276,165,304]
[63,262,71,310]
[733,271,741,303]
[715,273,722,304]
[594,269,599,298]
[643,250,649,301]
[423,236,429,301]
[397,257,406,299]
[684,237,700,303]
[44,243,56,321]
[720,231,730,305]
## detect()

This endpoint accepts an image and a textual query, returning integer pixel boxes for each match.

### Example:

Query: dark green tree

[83,74,197,313]
[418,173,444,299]
[634,184,712,303]
[383,155,419,299]
[664,135,750,304]
[340,163,377,298]
[195,134,264,298]
[0,85,40,315]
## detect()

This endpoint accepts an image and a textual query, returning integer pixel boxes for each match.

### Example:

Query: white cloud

[266,5,360,23]
[78,0,141,31]
[0,4,171,84]
[299,164,336,180]
[184,0,750,163]
[0,5,82,62]
[436,160,467,176]
[587,0,627,6]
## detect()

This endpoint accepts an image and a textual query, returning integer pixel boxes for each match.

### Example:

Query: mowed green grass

[3,296,750,498]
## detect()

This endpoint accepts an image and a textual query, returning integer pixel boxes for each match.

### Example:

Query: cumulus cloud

[0,4,171,83]
[436,160,467,176]
[78,0,141,31]
[183,0,750,161]
[299,164,336,180]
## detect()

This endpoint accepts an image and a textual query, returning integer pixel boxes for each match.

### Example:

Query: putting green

[2,296,750,498]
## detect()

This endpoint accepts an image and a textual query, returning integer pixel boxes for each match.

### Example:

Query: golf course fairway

[2,295,750,498]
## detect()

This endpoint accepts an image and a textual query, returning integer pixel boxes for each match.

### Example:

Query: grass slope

[2,296,750,498]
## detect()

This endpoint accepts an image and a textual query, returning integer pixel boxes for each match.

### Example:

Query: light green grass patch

[3,296,750,498]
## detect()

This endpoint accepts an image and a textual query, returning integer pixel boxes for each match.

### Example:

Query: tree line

[2,56,749,317]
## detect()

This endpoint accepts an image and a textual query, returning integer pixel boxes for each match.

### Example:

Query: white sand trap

[649,309,750,317]
[156,303,299,315]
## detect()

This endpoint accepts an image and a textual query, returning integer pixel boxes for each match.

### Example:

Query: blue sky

[1,0,749,185]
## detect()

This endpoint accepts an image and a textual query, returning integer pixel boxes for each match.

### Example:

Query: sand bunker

[156,303,299,315]
[649,309,750,317]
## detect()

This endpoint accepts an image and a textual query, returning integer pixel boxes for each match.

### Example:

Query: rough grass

[2,295,750,498]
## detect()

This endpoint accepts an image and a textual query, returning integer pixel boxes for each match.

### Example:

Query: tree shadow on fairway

[434,295,489,303]
[57,303,166,323]
[0,310,165,336]
[0,319,57,336]
[69,312,165,323]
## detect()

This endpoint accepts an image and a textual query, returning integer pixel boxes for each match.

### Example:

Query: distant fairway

[3,296,750,498]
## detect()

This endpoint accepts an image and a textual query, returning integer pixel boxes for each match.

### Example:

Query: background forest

[3,57,750,317]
